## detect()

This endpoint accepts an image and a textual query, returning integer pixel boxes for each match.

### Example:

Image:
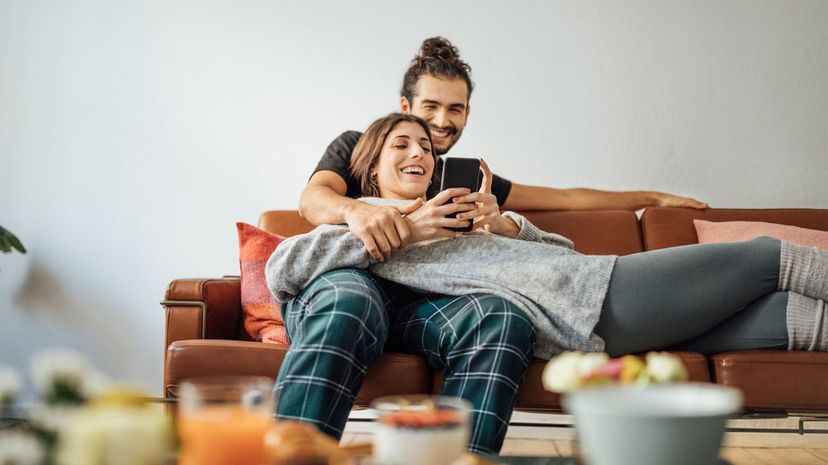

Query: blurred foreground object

[542,351,688,393]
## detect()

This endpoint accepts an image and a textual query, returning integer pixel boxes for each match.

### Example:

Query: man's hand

[344,200,421,260]
[654,192,708,209]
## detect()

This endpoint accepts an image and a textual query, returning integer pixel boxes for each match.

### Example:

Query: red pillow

[237,222,288,344]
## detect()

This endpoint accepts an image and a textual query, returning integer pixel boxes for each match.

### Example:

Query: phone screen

[439,157,481,232]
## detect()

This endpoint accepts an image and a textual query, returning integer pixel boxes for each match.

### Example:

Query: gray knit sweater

[265,200,617,359]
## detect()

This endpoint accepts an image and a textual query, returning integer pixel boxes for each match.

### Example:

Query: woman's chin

[400,185,429,199]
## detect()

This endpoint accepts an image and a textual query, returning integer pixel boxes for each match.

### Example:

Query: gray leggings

[594,237,789,356]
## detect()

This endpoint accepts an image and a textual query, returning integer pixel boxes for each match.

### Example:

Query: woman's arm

[446,160,574,248]
[501,211,574,249]
[265,225,374,302]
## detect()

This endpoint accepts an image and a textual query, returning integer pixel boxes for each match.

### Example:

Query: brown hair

[401,37,474,104]
[350,113,435,198]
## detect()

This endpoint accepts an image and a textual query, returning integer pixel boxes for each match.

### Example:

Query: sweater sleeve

[265,225,375,302]
[501,211,574,249]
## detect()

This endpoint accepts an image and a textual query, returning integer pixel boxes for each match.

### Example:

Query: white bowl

[562,383,742,465]
[371,395,471,465]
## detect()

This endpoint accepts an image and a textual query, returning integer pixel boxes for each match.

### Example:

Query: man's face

[401,75,470,155]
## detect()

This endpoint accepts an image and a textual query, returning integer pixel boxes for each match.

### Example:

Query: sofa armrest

[162,278,242,349]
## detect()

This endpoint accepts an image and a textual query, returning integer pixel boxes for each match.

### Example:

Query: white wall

[2,0,827,397]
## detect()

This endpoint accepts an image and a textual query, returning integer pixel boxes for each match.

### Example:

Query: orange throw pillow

[237,222,289,344]
[694,220,828,250]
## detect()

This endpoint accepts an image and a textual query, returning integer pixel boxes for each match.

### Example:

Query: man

[276,37,705,453]
[301,38,706,260]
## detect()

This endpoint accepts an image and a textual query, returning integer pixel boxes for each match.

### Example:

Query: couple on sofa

[268,37,828,453]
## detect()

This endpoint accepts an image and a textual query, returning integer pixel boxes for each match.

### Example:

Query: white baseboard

[345,409,828,448]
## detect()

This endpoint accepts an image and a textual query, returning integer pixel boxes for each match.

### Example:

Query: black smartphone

[439,157,482,232]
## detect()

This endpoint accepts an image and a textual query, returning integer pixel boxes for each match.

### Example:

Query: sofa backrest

[640,207,828,251]
[258,209,644,256]
[521,210,642,255]
[258,207,828,255]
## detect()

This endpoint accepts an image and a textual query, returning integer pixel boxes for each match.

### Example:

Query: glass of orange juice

[177,376,275,465]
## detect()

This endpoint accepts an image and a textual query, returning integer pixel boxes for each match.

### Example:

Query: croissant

[265,421,339,465]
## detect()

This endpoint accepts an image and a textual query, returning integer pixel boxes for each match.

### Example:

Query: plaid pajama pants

[275,268,535,453]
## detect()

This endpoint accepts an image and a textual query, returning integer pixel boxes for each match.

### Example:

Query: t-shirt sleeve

[312,130,364,198]
[491,173,512,206]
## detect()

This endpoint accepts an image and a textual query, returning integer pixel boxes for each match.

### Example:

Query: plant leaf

[0,226,26,254]
[7,233,26,253]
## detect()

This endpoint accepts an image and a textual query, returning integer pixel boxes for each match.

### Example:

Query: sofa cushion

[238,222,287,344]
[516,352,711,412]
[694,219,828,249]
[430,352,710,412]
[641,207,828,251]
[164,340,432,404]
[511,210,643,255]
[711,350,828,410]
[257,209,643,256]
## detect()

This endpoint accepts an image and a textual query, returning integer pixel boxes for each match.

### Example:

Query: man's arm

[501,183,708,211]
[299,171,420,260]
[299,170,359,225]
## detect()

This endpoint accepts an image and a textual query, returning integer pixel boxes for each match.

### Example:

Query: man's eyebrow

[420,99,467,110]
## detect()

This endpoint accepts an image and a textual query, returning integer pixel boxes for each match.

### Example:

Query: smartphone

[439,157,482,232]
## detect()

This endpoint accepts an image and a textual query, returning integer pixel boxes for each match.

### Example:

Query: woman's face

[372,121,435,200]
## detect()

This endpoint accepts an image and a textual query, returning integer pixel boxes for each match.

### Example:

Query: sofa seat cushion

[431,352,710,412]
[711,350,828,411]
[517,352,712,412]
[164,340,433,404]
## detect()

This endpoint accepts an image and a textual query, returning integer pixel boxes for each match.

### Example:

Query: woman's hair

[401,37,474,104]
[350,113,434,198]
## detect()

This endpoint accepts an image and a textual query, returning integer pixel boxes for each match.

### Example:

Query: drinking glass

[177,376,275,465]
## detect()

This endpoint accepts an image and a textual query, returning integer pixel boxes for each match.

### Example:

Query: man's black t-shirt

[313,130,513,206]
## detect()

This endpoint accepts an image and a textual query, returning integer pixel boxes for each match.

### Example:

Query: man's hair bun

[418,37,462,63]
[401,37,474,103]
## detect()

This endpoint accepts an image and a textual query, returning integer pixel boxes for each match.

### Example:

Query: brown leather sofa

[163,207,828,414]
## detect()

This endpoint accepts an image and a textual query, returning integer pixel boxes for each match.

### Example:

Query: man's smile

[430,126,454,140]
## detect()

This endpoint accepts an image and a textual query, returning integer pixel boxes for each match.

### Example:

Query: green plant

[0,226,26,254]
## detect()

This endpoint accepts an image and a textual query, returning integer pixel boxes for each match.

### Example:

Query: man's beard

[433,127,463,156]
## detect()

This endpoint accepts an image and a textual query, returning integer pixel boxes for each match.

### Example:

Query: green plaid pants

[275,268,535,453]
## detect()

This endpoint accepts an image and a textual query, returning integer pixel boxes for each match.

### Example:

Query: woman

[267,113,828,359]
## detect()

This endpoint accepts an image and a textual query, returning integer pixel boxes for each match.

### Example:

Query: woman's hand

[450,159,520,238]
[403,188,478,244]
